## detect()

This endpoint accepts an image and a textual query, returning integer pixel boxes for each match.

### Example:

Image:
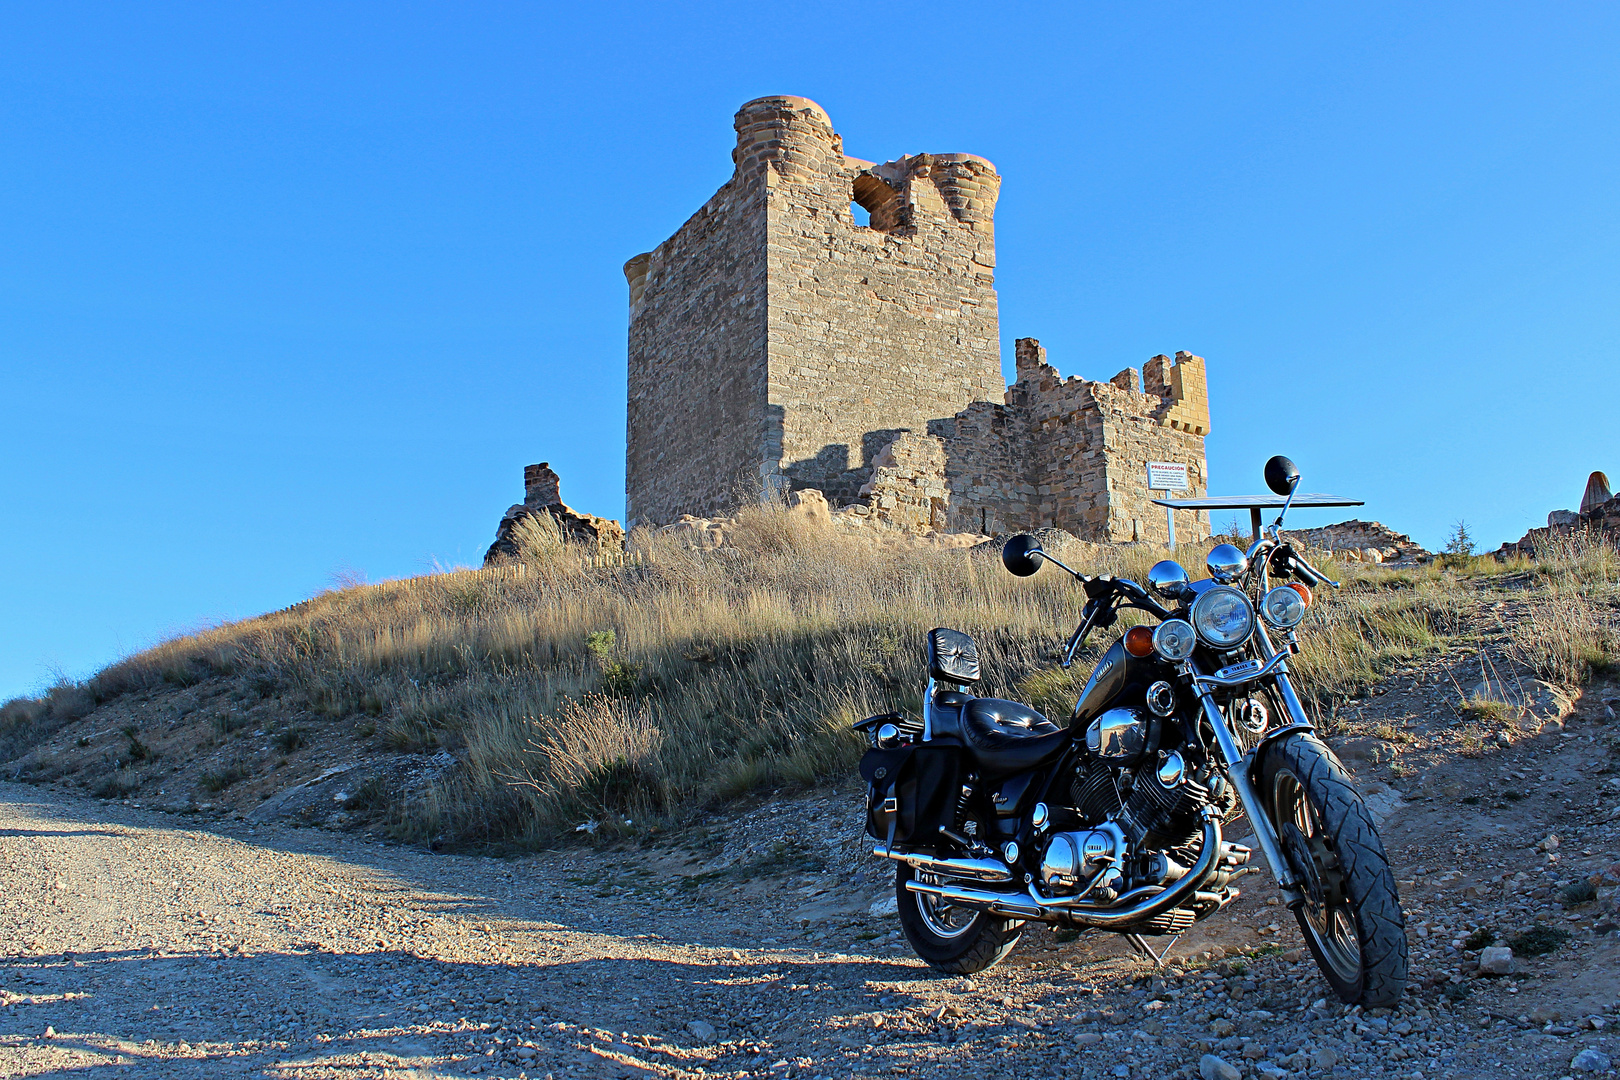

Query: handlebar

[1268,543,1341,590]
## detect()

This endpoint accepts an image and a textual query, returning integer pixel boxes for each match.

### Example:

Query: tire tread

[1261,734,1408,1007]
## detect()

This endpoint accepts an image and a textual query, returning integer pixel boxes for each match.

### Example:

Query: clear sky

[4,3,1618,701]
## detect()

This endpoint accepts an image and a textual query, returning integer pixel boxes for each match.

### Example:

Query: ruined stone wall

[928,340,1209,542]
[626,96,1003,525]
[624,151,767,527]
[854,432,950,533]
[931,401,1036,536]
[754,96,1003,502]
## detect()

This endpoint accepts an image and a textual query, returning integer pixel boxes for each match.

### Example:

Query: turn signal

[1124,625,1155,658]
[1286,582,1313,607]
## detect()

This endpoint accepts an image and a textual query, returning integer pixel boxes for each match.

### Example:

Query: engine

[1054,704,1238,901]
[1117,750,1210,850]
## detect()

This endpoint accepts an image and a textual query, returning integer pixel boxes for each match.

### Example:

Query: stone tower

[624,95,1004,527]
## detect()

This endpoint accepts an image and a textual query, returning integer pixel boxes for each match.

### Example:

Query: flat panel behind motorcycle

[860,743,962,846]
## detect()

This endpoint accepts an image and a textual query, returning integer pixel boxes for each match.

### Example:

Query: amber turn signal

[1124,625,1156,657]
[1286,582,1313,607]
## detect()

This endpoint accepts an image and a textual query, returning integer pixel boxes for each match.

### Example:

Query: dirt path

[5,694,1620,1080]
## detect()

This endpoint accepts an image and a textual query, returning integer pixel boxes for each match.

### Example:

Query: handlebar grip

[1292,554,1338,588]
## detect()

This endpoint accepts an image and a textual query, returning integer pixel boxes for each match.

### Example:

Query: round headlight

[1261,585,1307,629]
[1152,619,1197,661]
[1190,585,1256,648]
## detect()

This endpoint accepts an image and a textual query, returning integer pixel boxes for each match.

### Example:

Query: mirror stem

[1272,478,1301,531]
[1034,549,1087,582]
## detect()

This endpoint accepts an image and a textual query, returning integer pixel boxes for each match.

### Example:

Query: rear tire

[894,865,1023,975]
[1258,733,1408,1007]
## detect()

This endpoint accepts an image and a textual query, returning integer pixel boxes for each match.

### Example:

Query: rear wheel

[894,865,1023,975]
[1258,733,1407,1007]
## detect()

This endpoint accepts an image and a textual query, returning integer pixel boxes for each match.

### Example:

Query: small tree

[1444,520,1475,561]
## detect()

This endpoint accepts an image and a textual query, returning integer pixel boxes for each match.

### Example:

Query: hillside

[0,525,1618,1077]
[1,511,1616,855]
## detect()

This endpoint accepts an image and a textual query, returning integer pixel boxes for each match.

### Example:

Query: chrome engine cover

[1039,821,1127,892]
[1085,705,1154,762]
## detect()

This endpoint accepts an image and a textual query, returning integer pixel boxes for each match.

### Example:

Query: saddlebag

[860,743,962,847]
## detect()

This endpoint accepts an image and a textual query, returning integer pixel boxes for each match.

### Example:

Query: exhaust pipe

[904,812,1224,928]
[873,848,1014,884]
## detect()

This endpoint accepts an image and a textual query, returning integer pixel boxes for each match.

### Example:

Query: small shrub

[214,712,251,735]
[1462,927,1495,951]
[585,630,640,696]
[200,762,251,791]
[382,717,439,753]
[1460,695,1514,725]
[1507,924,1570,956]
[1560,880,1598,907]
[1444,520,1476,561]
[272,726,307,753]
[93,774,140,799]
[1504,789,1524,801]
[1461,795,1481,805]
[344,775,396,820]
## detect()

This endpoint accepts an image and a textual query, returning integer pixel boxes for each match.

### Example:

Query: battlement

[618,98,1211,544]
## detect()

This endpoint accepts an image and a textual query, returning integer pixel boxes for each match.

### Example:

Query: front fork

[1188,626,1308,905]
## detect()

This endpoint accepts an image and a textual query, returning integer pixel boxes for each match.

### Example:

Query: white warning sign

[1146,461,1190,491]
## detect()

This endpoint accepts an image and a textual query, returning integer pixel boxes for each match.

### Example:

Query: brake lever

[1284,549,1341,590]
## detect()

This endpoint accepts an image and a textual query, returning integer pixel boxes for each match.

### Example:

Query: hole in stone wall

[852,172,901,231]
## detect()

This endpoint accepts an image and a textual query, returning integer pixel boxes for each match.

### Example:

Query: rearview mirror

[1264,455,1301,497]
[1002,534,1045,577]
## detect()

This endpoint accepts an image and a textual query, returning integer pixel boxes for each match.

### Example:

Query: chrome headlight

[1190,585,1256,648]
[1260,585,1307,629]
[1151,619,1197,661]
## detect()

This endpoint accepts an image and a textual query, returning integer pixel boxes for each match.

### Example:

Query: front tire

[1258,733,1408,1007]
[895,865,1023,975]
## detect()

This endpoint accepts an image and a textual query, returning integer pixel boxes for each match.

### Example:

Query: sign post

[1145,461,1191,549]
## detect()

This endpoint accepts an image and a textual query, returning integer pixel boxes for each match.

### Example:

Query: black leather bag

[860,743,961,846]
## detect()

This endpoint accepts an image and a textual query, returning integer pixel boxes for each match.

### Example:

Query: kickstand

[1125,932,1179,967]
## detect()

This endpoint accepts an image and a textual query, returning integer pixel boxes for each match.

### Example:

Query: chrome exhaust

[903,812,1224,928]
[872,848,1014,884]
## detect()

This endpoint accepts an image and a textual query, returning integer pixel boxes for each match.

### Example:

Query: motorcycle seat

[929,696,1068,777]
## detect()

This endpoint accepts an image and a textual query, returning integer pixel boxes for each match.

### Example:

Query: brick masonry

[624,96,1212,544]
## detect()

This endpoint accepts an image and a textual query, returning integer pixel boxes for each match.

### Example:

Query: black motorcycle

[856,456,1407,1006]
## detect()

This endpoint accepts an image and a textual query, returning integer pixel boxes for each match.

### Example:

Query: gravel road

[4,691,1620,1080]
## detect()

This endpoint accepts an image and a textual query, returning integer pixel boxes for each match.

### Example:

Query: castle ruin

[622,95,1211,545]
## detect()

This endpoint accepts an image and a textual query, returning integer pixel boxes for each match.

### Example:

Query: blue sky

[3,3,1618,700]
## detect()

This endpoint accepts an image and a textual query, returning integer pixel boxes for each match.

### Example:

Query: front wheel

[1258,733,1408,1007]
[894,866,1023,975]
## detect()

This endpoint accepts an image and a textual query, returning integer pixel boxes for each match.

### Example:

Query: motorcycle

[855,456,1407,1006]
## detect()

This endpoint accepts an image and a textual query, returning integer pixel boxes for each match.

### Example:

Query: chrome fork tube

[1253,624,1314,730]
[1194,689,1300,894]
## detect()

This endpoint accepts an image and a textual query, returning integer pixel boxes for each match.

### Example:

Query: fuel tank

[1072,638,1163,726]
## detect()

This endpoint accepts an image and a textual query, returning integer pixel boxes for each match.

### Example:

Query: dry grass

[8,512,1615,848]
[12,516,1190,847]
[1509,531,1620,685]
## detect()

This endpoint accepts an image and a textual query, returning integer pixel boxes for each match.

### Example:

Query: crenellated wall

[925,340,1209,543]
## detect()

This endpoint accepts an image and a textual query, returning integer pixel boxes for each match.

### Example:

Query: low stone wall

[1497,495,1620,559]
[1286,520,1429,564]
[484,463,626,565]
